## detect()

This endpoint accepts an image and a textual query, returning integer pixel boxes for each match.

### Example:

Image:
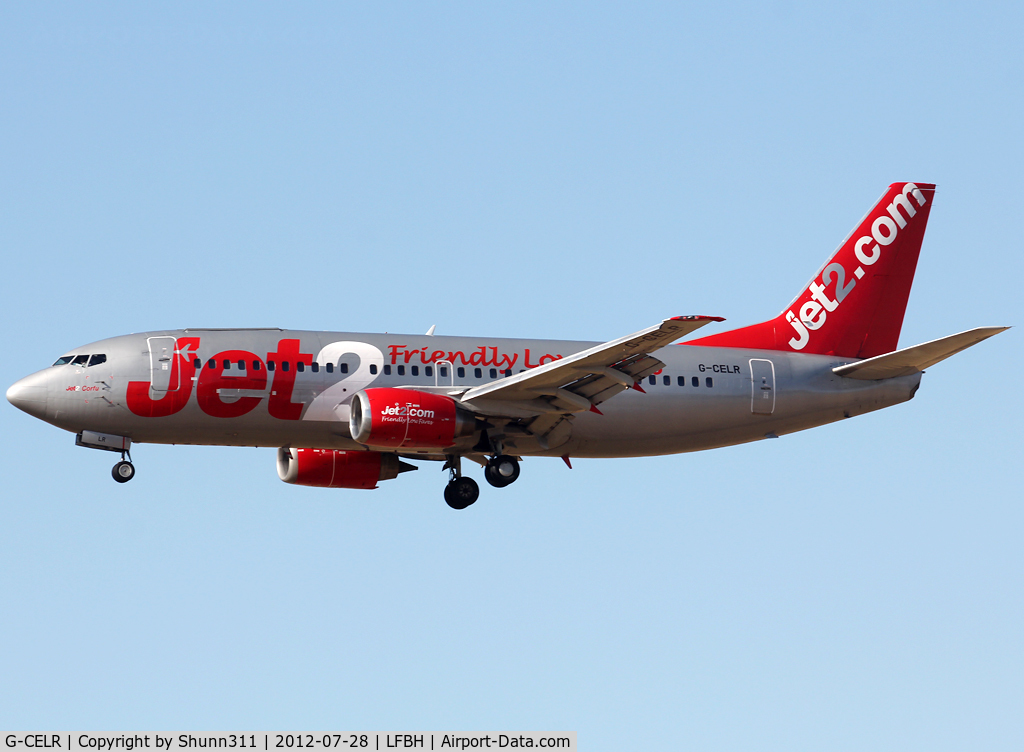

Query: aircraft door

[435,360,454,387]
[148,336,179,392]
[749,358,775,415]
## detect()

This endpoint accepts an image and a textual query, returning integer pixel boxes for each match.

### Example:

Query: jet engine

[349,387,475,449]
[277,447,415,489]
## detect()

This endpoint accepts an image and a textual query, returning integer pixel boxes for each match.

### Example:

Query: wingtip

[670,315,726,323]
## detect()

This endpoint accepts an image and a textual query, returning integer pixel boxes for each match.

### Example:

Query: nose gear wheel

[112,460,135,483]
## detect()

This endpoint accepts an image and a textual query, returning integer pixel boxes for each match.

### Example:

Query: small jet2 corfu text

[7,183,1008,509]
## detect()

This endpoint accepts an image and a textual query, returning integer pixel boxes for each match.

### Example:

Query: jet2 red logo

[127,338,311,420]
[785,182,929,351]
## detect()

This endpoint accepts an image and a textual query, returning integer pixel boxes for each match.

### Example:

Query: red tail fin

[688,182,936,358]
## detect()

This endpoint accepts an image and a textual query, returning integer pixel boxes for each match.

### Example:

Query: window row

[192,358,351,373]
[52,354,106,367]
[187,359,522,381]
[50,353,717,390]
[381,365,513,379]
[648,374,715,388]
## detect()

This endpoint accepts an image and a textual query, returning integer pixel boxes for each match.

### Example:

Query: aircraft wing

[832,326,1008,380]
[459,315,723,417]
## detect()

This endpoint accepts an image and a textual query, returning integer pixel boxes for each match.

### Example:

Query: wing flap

[832,326,1008,380]
[460,316,723,412]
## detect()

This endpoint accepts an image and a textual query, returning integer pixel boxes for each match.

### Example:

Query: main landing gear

[443,455,479,510]
[484,454,520,488]
[444,476,480,510]
[443,454,521,509]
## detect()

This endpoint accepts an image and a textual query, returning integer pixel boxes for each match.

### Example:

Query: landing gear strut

[484,455,520,488]
[443,455,479,510]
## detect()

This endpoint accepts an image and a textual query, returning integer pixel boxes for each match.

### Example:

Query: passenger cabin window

[52,356,75,366]
[691,376,699,387]
[677,376,685,386]
[194,358,202,369]
[326,363,333,373]
[649,375,656,386]
[663,375,670,386]
[384,365,392,375]
[503,369,511,377]
[474,368,482,379]
[296,362,305,372]
[267,360,276,371]
[440,367,448,378]
[706,377,713,388]
[71,355,89,366]
[311,362,319,372]
[253,360,262,371]
[340,363,349,374]
[425,366,433,377]
[411,366,419,376]
[237,360,246,370]
[88,354,106,367]
[282,362,290,372]
[397,365,405,376]
[489,368,497,378]
[457,367,465,378]
[370,364,378,374]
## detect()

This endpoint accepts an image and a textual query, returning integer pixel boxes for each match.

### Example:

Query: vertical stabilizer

[689,182,936,358]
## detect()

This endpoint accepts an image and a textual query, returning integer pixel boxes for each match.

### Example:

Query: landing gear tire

[444,477,480,510]
[112,461,135,483]
[484,455,520,488]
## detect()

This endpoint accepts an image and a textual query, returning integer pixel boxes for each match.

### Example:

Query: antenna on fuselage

[425,325,436,336]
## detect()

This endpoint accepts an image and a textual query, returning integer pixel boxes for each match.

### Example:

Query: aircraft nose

[7,373,49,419]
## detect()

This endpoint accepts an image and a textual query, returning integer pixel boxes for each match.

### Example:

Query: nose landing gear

[75,431,136,483]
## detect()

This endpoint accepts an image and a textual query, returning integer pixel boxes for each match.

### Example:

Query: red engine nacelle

[277,447,413,489]
[349,387,475,449]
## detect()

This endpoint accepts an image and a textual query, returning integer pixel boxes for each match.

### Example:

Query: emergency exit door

[749,358,775,415]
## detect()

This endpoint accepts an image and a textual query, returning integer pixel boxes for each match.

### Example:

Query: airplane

[6,182,1008,509]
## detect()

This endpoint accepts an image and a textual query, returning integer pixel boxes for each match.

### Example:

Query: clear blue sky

[1,2,1021,748]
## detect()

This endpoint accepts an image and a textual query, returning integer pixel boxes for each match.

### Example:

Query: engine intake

[349,387,475,449]
[277,447,415,489]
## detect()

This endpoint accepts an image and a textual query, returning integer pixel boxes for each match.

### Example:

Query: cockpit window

[87,354,107,367]
[52,356,75,366]
[71,355,89,366]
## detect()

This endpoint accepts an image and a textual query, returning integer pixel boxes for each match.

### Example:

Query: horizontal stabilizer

[832,327,1009,380]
